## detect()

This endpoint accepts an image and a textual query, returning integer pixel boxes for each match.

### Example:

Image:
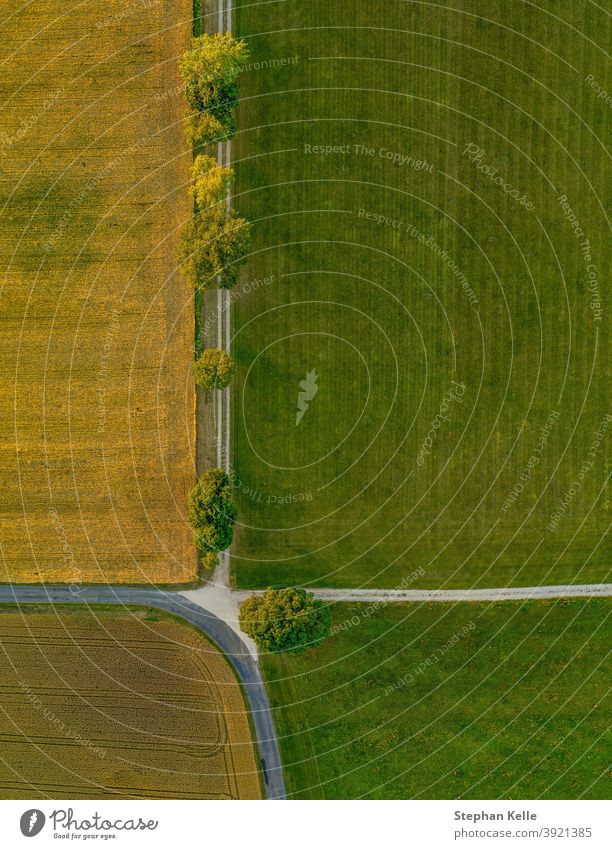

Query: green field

[230,0,609,588]
[261,599,611,799]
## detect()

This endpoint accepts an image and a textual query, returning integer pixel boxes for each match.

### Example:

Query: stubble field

[0,0,196,583]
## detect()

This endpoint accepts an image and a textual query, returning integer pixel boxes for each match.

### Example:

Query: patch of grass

[231,0,609,588]
[261,599,611,799]
[195,287,204,356]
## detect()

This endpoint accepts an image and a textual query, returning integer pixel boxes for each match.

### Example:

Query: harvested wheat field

[0,607,261,798]
[0,1,196,582]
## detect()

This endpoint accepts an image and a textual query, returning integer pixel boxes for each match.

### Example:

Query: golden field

[0,608,261,798]
[0,1,196,582]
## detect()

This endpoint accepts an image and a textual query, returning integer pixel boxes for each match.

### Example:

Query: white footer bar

[0,799,608,848]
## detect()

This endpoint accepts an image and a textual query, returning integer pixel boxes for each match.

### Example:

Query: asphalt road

[0,585,286,801]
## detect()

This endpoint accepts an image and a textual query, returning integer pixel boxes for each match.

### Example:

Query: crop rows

[0,609,261,799]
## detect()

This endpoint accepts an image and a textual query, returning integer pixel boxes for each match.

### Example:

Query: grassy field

[0,606,261,798]
[261,599,611,799]
[231,0,609,588]
[0,1,196,583]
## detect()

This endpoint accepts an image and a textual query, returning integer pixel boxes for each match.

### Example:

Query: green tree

[191,154,233,210]
[180,33,249,144]
[184,112,226,147]
[194,348,236,392]
[177,206,250,290]
[239,588,332,653]
[188,468,237,553]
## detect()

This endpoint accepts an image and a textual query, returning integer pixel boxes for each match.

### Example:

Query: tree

[177,206,251,290]
[191,154,233,210]
[239,588,332,653]
[184,111,226,147]
[180,33,249,144]
[194,348,236,392]
[188,468,237,553]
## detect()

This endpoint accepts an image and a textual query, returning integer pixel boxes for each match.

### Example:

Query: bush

[177,206,251,290]
[239,588,332,653]
[200,551,218,573]
[194,348,236,392]
[191,154,233,210]
[180,33,249,144]
[188,468,237,553]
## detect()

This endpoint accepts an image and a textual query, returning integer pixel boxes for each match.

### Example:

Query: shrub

[191,154,233,210]
[177,206,251,290]
[239,588,332,653]
[188,468,237,553]
[194,348,236,392]
[180,33,249,144]
[200,551,218,573]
